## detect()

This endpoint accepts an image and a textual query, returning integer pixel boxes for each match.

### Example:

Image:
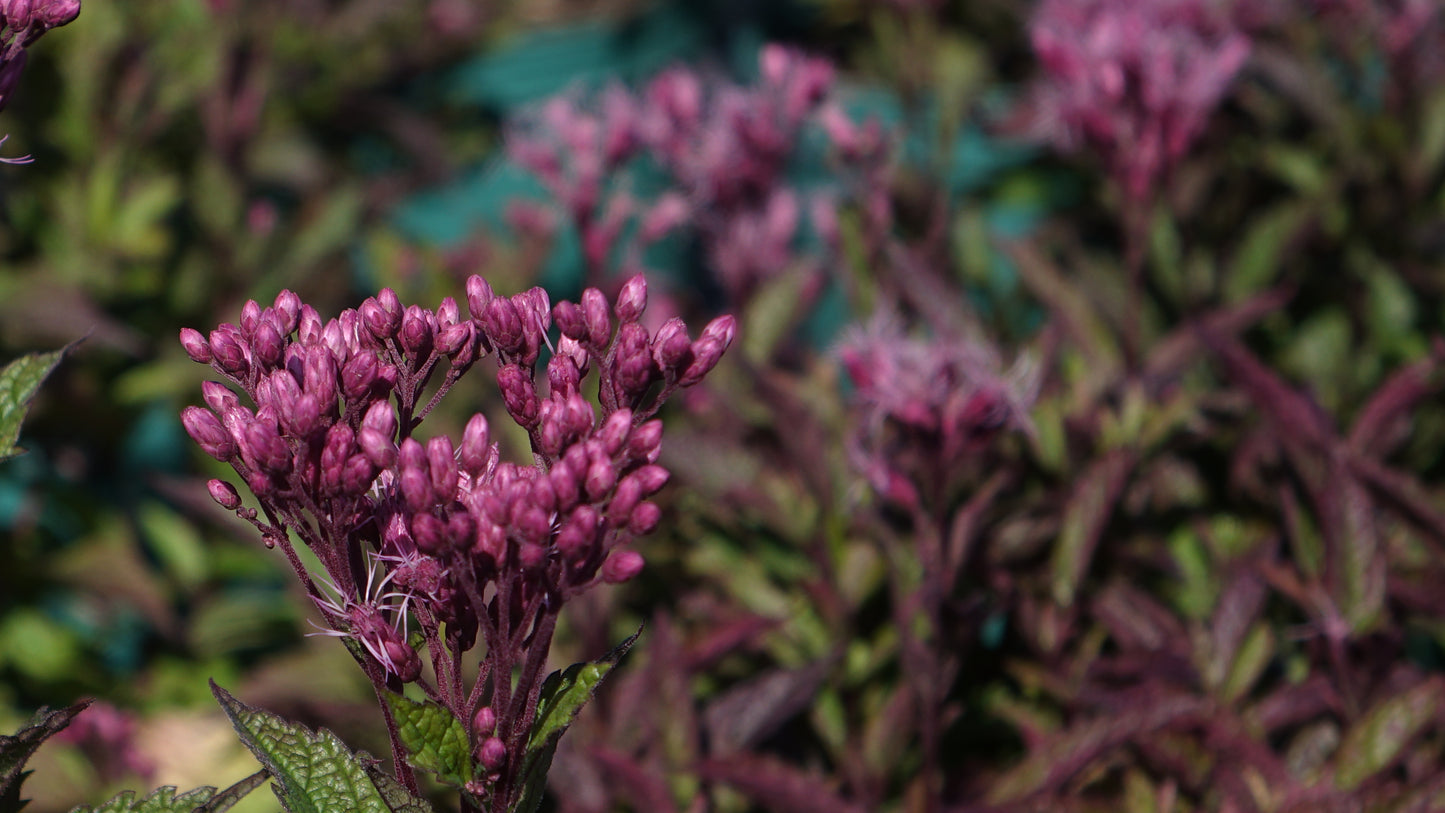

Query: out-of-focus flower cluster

[837,312,1037,513]
[0,0,81,163]
[1024,0,1250,202]
[508,44,888,302]
[179,275,732,798]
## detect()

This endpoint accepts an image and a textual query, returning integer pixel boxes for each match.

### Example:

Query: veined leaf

[1,701,91,813]
[69,771,266,813]
[0,344,75,462]
[383,693,474,787]
[211,682,432,813]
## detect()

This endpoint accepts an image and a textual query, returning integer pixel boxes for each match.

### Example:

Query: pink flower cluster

[508,44,878,301]
[0,0,81,163]
[180,276,732,794]
[837,313,1036,512]
[1025,0,1251,201]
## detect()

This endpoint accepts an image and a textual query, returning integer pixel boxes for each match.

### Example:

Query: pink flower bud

[359,298,396,341]
[242,420,292,474]
[341,454,376,495]
[33,0,78,28]
[608,476,642,522]
[552,300,586,342]
[399,305,434,358]
[435,322,470,358]
[478,737,507,771]
[652,318,692,371]
[179,328,212,364]
[628,464,670,496]
[584,458,618,501]
[547,354,581,398]
[458,413,491,476]
[427,436,459,499]
[472,706,496,736]
[601,550,645,583]
[597,408,633,456]
[581,287,611,347]
[628,501,662,535]
[627,419,663,463]
[516,507,551,546]
[465,275,495,320]
[2,0,34,30]
[208,479,242,510]
[182,407,236,461]
[298,305,324,346]
[273,290,301,334]
[411,512,448,555]
[383,638,422,683]
[208,328,249,376]
[283,393,322,438]
[239,300,262,336]
[303,348,338,405]
[399,438,432,512]
[612,323,656,399]
[361,399,397,439]
[200,384,239,415]
[518,540,548,569]
[549,461,580,510]
[447,511,475,552]
[341,351,380,401]
[481,297,523,354]
[497,365,540,429]
[614,275,647,324]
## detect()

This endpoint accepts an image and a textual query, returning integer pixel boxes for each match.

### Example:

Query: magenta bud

[341,454,376,495]
[361,399,397,439]
[239,300,262,336]
[458,413,491,475]
[437,296,460,328]
[243,421,292,474]
[612,324,657,399]
[472,706,496,736]
[584,458,618,501]
[465,275,495,320]
[596,409,633,456]
[383,639,422,683]
[427,436,459,499]
[182,407,237,461]
[341,351,380,401]
[699,314,737,348]
[284,393,322,438]
[208,479,243,510]
[601,550,645,583]
[253,322,285,369]
[552,300,586,342]
[627,419,663,463]
[497,364,540,429]
[581,287,611,347]
[549,461,580,510]
[680,337,727,387]
[447,512,476,552]
[377,287,403,320]
[628,501,662,535]
[652,318,692,371]
[614,275,647,323]
[518,540,547,569]
[547,354,581,398]
[273,290,301,334]
[297,306,324,346]
[629,464,670,496]
[2,0,34,29]
[529,476,557,515]
[555,523,590,560]
[480,297,523,354]
[201,381,240,414]
[437,322,472,357]
[411,512,448,555]
[208,328,250,376]
[34,0,78,28]
[359,298,395,341]
[478,737,507,771]
[358,427,398,470]
[304,348,338,405]
[608,476,642,521]
[180,328,213,364]
[399,305,434,358]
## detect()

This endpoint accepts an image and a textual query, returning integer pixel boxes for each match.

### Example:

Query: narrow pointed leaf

[697,754,865,813]
[1,701,91,813]
[210,682,432,813]
[0,345,74,462]
[71,785,220,813]
[1333,679,1444,791]
[516,627,641,813]
[1050,450,1133,606]
[383,693,474,787]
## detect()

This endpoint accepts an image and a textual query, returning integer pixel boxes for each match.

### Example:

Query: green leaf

[515,627,641,813]
[0,345,74,462]
[1,701,91,813]
[383,693,474,787]
[69,771,267,813]
[1333,679,1444,791]
[210,681,433,813]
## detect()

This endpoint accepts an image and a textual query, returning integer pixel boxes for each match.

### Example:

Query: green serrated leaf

[515,627,641,813]
[210,682,433,813]
[383,693,474,787]
[0,345,74,462]
[71,784,219,813]
[1,701,91,813]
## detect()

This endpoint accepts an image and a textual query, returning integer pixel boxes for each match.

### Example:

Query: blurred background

[7,0,1445,811]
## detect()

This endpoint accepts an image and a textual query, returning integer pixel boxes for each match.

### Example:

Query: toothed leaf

[383,693,474,787]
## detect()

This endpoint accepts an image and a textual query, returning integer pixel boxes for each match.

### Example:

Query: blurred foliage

[6,0,1445,811]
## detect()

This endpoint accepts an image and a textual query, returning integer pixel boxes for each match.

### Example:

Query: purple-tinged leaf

[1144,286,1293,381]
[697,754,865,813]
[1333,678,1445,791]
[1050,450,1133,607]
[703,659,833,755]
[1346,355,1438,456]
[1091,582,1185,653]
[588,747,679,813]
[683,614,777,672]
[1207,570,1267,692]
[1201,330,1334,450]
[1,701,91,813]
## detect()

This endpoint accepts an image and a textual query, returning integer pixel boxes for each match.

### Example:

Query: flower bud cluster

[508,44,879,301]
[836,312,1036,512]
[182,276,732,798]
[0,0,80,163]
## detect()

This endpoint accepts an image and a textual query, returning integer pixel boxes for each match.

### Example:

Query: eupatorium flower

[1023,0,1250,201]
[181,275,733,808]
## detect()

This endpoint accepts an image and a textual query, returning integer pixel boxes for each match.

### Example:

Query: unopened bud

[597,409,633,456]
[628,501,662,535]
[581,287,611,347]
[553,300,587,341]
[458,413,491,476]
[208,328,249,376]
[498,364,540,429]
[472,706,496,736]
[478,737,507,771]
[208,479,242,510]
[465,275,495,320]
[427,436,459,500]
[399,305,434,358]
[601,550,645,583]
[180,328,213,363]
[182,407,236,461]
[201,381,240,414]
[273,289,301,334]
[584,458,618,501]
[481,298,523,354]
[627,419,663,463]
[652,318,692,371]
[614,274,647,323]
